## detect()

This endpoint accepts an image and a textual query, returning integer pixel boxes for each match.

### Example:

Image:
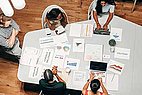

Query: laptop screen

[90,61,107,71]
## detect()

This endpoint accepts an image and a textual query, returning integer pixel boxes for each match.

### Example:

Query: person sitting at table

[0,13,21,62]
[39,66,66,95]
[44,8,68,30]
[92,0,115,31]
[82,72,108,95]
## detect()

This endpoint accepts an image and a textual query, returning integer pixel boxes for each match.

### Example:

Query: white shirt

[92,0,115,13]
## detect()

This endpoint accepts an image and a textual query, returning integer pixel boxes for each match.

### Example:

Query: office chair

[88,0,96,20]
[41,5,69,29]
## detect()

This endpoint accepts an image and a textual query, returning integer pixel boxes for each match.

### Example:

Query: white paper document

[69,23,82,37]
[39,49,54,65]
[81,24,93,37]
[53,33,68,44]
[73,38,84,52]
[64,58,80,70]
[110,27,122,41]
[20,55,39,66]
[52,52,66,68]
[39,36,55,48]
[108,60,125,75]
[20,47,40,66]
[55,44,71,55]
[84,44,103,61]
[69,23,93,37]
[72,71,86,90]
[29,65,42,78]
[106,73,119,91]
[39,66,51,79]
[22,47,40,56]
[114,47,130,60]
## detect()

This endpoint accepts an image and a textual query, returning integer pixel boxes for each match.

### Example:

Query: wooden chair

[88,0,96,20]
[41,5,69,29]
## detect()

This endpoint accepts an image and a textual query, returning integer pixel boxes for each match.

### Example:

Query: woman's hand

[103,24,108,31]
[98,78,103,85]
[89,71,95,82]
[96,23,101,30]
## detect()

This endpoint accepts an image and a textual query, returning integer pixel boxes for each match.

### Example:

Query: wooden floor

[0,0,142,95]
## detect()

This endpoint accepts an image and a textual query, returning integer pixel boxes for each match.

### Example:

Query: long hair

[95,0,116,15]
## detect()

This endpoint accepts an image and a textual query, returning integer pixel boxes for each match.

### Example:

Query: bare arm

[98,78,108,95]
[45,18,56,30]
[61,13,68,27]
[82,72,95,95]
[103,12,113,30]
[55,74,65,83]
[6,28,19,48]
[93,11,101,30]
[52,66,66,83]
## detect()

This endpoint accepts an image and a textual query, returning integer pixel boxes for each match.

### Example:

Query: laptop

[89,61,107,80]
[93,28,110,35]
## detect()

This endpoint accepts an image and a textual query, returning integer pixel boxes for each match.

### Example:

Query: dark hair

[95,0,116,15]
[0,13,11,25]
[46,8,63,20]
[44,69,53,82]
[90,79,100,94]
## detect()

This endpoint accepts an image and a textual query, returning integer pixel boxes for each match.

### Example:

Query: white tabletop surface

[18,16,142,95]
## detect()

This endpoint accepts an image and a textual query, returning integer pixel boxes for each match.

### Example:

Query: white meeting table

[18,16,142,95]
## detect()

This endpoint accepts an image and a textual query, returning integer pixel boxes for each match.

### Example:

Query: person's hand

[50,25,56,30]
[89,71,95,81]
[103,24,108,31]
[96,23,101,30]
[52,66,58,75]
[6,36,15,48]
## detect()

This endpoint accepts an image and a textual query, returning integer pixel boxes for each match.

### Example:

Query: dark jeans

[0,45,19,63]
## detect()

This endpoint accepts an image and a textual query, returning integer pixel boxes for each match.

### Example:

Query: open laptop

[93,28,110,35]
[89,61,107,81]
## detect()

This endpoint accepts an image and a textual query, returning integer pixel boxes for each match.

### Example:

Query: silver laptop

[89,61,107,80]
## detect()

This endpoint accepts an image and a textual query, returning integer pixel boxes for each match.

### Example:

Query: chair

[88,0,96,20]
[41,5,69,29]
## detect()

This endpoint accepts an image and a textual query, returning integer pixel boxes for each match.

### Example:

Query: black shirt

[39,79,66,95]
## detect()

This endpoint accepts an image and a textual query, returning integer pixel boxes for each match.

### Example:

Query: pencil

[86,24,88,36]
